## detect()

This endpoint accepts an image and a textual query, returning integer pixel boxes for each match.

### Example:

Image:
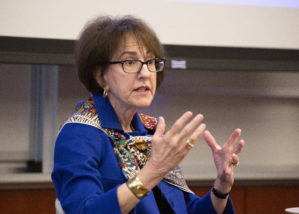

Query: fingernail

[196,114,204,120]
[199,114,204,119]
[194,114,201,120]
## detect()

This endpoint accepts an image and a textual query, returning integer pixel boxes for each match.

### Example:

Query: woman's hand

[138,111,206,188]
[204,129,245,193]
[118,112,206,213]
[149,111,206,177]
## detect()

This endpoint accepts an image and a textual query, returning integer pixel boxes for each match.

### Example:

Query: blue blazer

[51,93,235,214]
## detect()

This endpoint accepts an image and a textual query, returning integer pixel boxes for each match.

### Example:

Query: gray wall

[1,64,298,179]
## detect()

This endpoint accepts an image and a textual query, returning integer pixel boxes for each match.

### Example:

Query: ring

[186,140,194,149]
[231,160,239,167]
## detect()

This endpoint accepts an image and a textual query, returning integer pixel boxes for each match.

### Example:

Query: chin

[137,104,151,109]
[129,95,154,110]
[135,102,151,109]
[134,99,153,109]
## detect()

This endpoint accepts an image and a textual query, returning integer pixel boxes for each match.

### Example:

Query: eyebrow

[117,51,137,60]
[117,50,154,60]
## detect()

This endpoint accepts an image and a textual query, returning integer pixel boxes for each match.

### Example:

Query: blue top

[51,93,235,214]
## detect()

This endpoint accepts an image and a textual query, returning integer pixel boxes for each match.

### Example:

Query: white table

[285,207,299,214]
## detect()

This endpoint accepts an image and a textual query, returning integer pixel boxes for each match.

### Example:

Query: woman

[52,15,245,214]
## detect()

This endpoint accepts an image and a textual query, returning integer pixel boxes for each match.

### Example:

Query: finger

[182,123,206,150]
[185,123,206,149]
[203,130,220,151]
[230,153,239,166]
[227,128,242,148]
[233,139,245,154]
[167,111,193,136]
[153,116,166,138]
[178,114,204,140]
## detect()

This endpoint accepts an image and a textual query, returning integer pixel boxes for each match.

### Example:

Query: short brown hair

[75,15,165,93]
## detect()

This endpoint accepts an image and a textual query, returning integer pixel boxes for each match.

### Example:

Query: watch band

[212,187,230,199]
[126,176,150,199]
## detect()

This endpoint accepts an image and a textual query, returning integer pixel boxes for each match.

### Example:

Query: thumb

[154,116,166,137]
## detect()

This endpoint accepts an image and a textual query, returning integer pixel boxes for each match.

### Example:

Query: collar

[92,93,147,135]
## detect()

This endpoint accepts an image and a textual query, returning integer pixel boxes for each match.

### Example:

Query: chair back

[55,198,66,214]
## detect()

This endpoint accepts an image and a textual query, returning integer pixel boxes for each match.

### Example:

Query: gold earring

[103,89,108,98]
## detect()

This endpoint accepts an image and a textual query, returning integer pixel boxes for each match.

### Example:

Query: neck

[109,99,137,132]
[118,111,136,132]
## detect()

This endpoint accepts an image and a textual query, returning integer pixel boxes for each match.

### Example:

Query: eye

[147,59,155,65]
[124,60,137,66]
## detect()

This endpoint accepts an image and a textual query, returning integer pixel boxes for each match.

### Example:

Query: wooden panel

[0,188,56,214]
[230,186,245,214]
[0,184,298,213]
[190,186,211,197]
[246,186,299,214]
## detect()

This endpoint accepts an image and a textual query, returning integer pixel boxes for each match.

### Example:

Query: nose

[138,63,151,78]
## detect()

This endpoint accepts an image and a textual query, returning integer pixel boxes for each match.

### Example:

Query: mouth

[134,86,150,92]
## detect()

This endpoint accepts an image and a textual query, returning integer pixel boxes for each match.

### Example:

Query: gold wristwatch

[126,176,150,199]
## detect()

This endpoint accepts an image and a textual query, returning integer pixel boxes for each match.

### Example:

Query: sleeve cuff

[83,184,122,214]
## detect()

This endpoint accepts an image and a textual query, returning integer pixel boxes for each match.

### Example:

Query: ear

[94,68,108,91]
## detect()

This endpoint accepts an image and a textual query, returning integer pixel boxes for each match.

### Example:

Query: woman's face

[101,34,157,113]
